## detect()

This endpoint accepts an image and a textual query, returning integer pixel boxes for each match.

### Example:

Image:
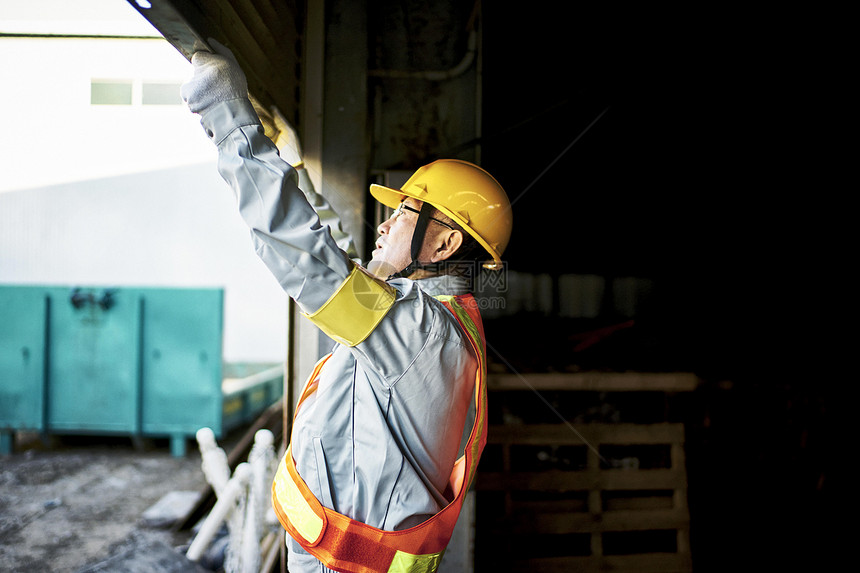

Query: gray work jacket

[199,98,479,572]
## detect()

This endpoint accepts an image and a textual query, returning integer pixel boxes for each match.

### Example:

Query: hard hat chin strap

[388,202,438,280]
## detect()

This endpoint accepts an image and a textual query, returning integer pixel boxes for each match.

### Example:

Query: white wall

[0,0,288,363]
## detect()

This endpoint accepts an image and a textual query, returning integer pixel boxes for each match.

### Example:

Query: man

[181,42,512,573]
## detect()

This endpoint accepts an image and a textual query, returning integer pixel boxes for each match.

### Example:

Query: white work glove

[180,39,248,114]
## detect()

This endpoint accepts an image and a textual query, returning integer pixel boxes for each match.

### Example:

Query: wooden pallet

[475,372,696,573]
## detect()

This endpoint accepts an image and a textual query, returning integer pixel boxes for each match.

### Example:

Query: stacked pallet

[476,372,697,573]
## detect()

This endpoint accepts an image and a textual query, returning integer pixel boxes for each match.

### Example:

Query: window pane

[142,82,182,105]
[91,81,132,105]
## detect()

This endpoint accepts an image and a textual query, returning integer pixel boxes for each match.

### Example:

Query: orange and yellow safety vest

[272,294,487,573]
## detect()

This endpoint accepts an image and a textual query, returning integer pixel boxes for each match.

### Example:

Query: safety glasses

[394,202,455,230]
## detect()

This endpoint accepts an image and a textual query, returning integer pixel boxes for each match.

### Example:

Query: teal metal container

[0,285,282,456]
[0,287,48,455]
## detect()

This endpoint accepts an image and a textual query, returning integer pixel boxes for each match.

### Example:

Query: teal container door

[0,287,48,432]
[141,288,223,437]
[47,288,141,433]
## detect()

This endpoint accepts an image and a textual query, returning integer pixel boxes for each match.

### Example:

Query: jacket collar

[412,273,472,296]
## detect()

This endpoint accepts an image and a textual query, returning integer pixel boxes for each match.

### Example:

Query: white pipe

[197,427,230,496]
[240,493,261,573]
[251,430,275,519]
[186,462,251,563]
[240,429,275,573]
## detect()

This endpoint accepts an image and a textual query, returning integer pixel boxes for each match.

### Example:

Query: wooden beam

[487,371,700,392]
[487,423,686,446]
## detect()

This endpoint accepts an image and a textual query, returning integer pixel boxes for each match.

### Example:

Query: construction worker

[181,42,512,573]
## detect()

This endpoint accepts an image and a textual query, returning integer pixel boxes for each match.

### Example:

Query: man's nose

[378,209,399,235]
[377,216,392,235]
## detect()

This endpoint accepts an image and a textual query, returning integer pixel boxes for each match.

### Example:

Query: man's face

[367,198,421,278]
[368,199,452,278]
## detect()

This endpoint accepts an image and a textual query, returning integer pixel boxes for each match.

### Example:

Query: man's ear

[430,230,464,263]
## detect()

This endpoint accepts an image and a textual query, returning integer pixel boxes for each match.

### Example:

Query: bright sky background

[0,0,288,363]
[0,0,217,193]
[0,0,158,36]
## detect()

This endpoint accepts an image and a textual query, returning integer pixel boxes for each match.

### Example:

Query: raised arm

[181,42,357,314]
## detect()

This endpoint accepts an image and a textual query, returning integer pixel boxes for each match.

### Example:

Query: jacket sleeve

[294,166,361,264]
[199,97,355,314]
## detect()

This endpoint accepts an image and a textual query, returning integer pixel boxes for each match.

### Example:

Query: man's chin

[366,259,398,279]
[366,259,386,279]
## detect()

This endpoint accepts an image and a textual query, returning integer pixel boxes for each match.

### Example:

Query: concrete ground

[0,432,230,573]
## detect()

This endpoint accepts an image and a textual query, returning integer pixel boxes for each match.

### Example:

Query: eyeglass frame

[393,202,456,230]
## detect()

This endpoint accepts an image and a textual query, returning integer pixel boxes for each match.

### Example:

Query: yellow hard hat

[370,159,513,267]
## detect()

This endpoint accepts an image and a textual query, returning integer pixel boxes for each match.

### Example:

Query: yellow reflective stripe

[273,456,324,544]
[435,295,487,487]
[435,296,484,363]
[303,264,396,346]
[387,549,444,573]
[469,386,488,482]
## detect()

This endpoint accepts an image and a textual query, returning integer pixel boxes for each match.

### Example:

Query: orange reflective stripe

[437,295,487,489]
[272,294,487,573]
[272,448,326,545]
[298,353,331,404]
[271,354,332,546]
[435,295,485,364]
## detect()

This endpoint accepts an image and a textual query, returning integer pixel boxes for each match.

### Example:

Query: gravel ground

[0,432,226,573]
